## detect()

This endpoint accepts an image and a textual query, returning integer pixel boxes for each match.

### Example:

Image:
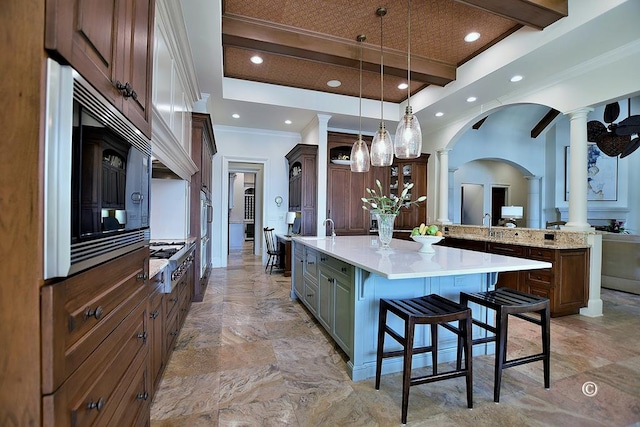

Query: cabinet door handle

[137,332,148,341]
[114,81,138,100]
[320,257,327,262]
[150,311,159,319]
[341,267,347,273]
[84,306,104,320]
[87,397,105,411]
[137,272,148,281]
[136,392,149,401]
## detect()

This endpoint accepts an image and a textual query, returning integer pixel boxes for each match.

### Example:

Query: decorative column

[436,149,451,224]
[564,108,593,231]
[525,176,541,228]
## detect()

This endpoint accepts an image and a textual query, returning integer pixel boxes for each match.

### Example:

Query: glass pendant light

[370,7,394,167]
[394,0,422,159]
[350,34,370,173]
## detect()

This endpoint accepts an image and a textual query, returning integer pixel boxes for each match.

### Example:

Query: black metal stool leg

[375,302,388,390]
[464,315,473,408]
[431,324,438,375]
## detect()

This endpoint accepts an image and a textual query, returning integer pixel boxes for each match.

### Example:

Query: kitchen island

[290,235,551,381]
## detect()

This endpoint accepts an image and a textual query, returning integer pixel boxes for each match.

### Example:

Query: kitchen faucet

[483,213,492,237]
[323,218,336,240]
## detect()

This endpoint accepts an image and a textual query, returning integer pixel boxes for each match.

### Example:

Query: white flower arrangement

[361,179,426,216]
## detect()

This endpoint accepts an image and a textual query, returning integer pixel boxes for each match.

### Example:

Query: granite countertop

[442,225,591,249]
[293,236,550,280]
[445,233,590,249]
[149,259,168,278]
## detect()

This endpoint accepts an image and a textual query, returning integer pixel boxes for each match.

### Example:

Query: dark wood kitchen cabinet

[387,155,429,230]
[41,247,152,426]
[328,132,428,236]
[327,133,380,236]
[438,238,589,317]
[190,113,217,301]
[286,144,317,236]
[45,0,156,137]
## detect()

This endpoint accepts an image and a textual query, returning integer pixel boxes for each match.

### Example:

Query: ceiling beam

[222,14,456,87]
[531,108,561,138]
[455,0,568,30]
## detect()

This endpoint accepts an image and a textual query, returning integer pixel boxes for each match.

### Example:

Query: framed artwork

[564,144,618,201]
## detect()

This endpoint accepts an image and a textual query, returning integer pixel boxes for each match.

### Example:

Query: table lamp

[286,212,297,235]
[501,206,523,228]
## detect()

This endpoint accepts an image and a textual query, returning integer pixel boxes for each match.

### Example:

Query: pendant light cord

[407,0,411,107]
[358,37,363,138]
[378,8,385,123]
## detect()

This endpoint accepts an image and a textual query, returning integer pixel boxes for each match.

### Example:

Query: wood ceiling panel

[221,0,567,100]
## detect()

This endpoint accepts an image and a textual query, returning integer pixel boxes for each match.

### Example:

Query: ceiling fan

[587,99,640,158]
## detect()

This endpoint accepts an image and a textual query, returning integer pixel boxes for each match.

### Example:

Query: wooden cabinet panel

[327,166,368,235]
[45,0,155,137]
[190,113,216,301]
[286,144,317,236]
[41,247,149,394]
[148,278,164,397]
[42,298,148,427]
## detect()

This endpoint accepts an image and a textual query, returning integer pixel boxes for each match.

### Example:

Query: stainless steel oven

[44,58,151,279]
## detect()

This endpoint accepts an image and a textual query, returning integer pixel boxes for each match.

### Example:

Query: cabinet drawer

[487,242,524,257]
[525,281,553,302]
[524,269,554,286]
[41,247,149,393]
[105,349,151,427]
[43,299,148,427]
[319,255,352,279]
[304,248,318,279]
[165,283,180,319]
[165,305,180,354]
[304,280,318,314]
[526,247,555,262]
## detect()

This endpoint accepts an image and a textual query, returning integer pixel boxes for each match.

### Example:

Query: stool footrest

[410,370,470,387]
[512,312,542,325]
[471,319,497,334]
[503,353,546,369]
[382,345,434,359]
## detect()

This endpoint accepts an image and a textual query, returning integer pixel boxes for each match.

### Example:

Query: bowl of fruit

[410,223,444,253]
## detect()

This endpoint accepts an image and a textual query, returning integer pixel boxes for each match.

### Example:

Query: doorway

[461,183,483,225]
[491,187,507,226]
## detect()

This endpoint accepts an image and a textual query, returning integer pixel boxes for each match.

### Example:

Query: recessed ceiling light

[466,96,477,103]
[232,113,240,119]
[464,32,480,42]
[398,82,409,90]
[250,55,263,64]
[435,112,444,117]
[285,120,292,125]
[510,75,524,82]
[327,80,342,88]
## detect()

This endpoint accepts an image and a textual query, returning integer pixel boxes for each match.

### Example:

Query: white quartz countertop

[293,236,551,280]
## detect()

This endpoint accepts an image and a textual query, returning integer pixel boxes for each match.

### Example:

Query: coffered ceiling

[221,0,568,103]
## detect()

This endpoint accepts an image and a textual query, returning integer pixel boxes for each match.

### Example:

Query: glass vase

[377,213,396,249]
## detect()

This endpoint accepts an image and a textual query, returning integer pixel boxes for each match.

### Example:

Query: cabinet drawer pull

[136,392,149,401]
[169,297,178,303]
[137,272,148,280]
[170,331,179,336]
[341,267,347,273]
[306,294,313,297]
[137,332,147,341]
[87,397,105,411]
[327,277,333,282]
[320,257,327,262]
[150,311,159,319]
[307,261,315,265]
[84,306,104,320]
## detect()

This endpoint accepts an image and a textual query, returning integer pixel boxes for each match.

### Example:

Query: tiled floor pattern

[151,245,640,426]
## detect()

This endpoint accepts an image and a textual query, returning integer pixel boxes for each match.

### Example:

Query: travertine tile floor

[151,244,640,426]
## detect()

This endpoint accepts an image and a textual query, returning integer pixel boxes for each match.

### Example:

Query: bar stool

[458,288,550,402]
[375,294,473,424]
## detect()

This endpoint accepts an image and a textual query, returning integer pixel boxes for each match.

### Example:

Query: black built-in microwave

[44,59,150,279]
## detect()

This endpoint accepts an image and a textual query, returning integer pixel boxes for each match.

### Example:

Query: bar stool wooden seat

[458,288,550,402]
[375,294,473,424]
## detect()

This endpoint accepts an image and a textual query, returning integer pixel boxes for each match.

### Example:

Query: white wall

[150,179,190,240]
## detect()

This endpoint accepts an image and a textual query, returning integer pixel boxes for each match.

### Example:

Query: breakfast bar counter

[290,236,551,380]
